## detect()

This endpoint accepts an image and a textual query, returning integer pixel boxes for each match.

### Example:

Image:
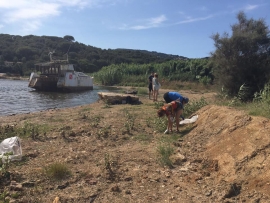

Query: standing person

[148,72,154,99]
[157,100,183,133]
[152,73,160,101]
[163,92,189,105]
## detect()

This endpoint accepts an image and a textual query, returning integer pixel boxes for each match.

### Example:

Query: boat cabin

[34,60,74,76]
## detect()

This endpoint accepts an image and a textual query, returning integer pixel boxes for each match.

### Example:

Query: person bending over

[163,91,189,104]
[157,101,183,134]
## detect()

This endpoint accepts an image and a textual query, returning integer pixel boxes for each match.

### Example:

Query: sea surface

[0,79,118,116]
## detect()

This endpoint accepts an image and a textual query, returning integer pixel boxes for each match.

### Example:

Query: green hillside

[0,34,187,76]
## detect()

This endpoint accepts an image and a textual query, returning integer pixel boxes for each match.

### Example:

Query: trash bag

[179,115,198,125]
[0,136,22,162]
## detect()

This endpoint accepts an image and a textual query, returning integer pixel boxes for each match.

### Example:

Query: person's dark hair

[157,109,166,117]
[154,73,158,77]
[183,97,189,104]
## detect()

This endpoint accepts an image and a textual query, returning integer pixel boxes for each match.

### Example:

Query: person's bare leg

[153,90,157,101]
[168,115,173,132]
[175,109,183,132]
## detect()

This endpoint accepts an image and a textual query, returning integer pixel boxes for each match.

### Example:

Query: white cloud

[243,4,259,11]
[3,3,60,23]
[174,15,213,25]
[0,0,121,34]
[0,24,4,29]
[120,15,167,30]
[197,6,208,11]
[22,20,42,33]
[0,0,129,33]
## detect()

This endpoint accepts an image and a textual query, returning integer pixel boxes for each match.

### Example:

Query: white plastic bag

[179,115,198,125]
[0,136,22,162]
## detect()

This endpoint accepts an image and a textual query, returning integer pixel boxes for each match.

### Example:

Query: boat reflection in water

[28,52,93,92]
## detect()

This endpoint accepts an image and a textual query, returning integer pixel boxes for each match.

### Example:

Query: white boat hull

[29,72,93,92]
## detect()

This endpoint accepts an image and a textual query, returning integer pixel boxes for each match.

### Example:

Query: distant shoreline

[0,76,29,81]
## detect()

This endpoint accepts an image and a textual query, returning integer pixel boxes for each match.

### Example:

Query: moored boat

[28,53,93,92]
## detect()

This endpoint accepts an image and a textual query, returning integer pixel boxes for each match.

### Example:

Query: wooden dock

[98,92,139,104]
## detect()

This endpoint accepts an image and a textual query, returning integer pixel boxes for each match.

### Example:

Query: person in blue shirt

[163,92,189,120]
[163,92,189,104]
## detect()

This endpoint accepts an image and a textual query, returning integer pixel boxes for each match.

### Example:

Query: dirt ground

[0,88,270,203]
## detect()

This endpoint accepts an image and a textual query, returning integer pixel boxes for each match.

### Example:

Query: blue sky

[0,0,269,58]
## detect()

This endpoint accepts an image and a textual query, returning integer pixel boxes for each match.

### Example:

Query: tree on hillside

[63,35,75,42]
[211,11,270,99]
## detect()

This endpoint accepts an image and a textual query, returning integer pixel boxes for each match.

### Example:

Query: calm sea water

[0,79,118,116]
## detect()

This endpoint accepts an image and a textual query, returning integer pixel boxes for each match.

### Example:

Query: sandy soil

[0,88,270,203]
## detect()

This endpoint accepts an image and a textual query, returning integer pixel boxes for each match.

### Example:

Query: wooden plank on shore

[98,92,139,104]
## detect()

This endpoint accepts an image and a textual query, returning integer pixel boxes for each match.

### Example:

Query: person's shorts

[175,101,183,111]
[163,92,172,103]
[153,85,159,91]
[148,83,153,91]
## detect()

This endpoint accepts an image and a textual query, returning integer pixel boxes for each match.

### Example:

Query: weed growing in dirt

[44,162,71,180]
[246,83,270,118]
[97,125,111,139]
[80,107,92,112]
[0,152,12,179]
[0,190,9,203]
[49,116,65,122]
[137,87,148,95]
[153,117,167,133]
[10,192,20,199]
[154,101,164,109]
[0,124,18,141]
[157,141,174,168]
[102,100,112,108]
[159,134,180,143]
[183,97,208,118]
[90,115,102,127]
[247,102,270,118]
[133,134,152,143]
[224,83,270,118]
[80,113,88,119]
[146,117,152,127]
[103,153,116,180]
[18,122,50,140]
[123,109,136,133]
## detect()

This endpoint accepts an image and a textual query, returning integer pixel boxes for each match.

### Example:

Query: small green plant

[103,153,115,180]
[44,162,71,180]
[229,83,251,106]
[146,117,152,127]
[123,109,136,133]
[102,100,112,108]
[11,192,20,199]
[0,152,12,179]
[154,101,164,109]
[199,76,212,85]
[97,125,111,139]
[247,83,270,117]
[157,141,174,168]
[153,117,167,133]
[17,122,50,140]
[0,190,9,203]
[90,116,102,127]
[80,113,88,119]
[80,107,92,112]
[137,87,148,95]
[134,134,151,143]
[183,97,208,118]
